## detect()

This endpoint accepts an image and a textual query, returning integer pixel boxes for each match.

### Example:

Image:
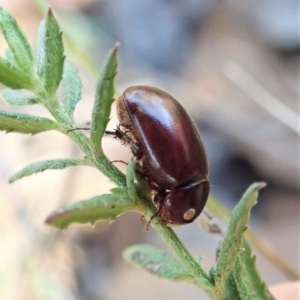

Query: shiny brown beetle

[114,86,209,225]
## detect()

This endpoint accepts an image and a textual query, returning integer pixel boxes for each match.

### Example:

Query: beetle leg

[104,130,117,136]
[145,210,159,230]
[145,197,166,230]
[106,125,143,159]
[144,190,167,230]
[153,190,166,204]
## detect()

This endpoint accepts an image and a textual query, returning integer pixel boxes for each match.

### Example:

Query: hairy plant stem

[141,203,229,300]
[34,87,127,188]
[151,214,212,284]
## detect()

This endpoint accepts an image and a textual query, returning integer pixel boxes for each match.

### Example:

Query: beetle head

[159,180,210,225]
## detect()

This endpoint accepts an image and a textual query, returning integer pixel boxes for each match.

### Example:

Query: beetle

[113,85,209,225]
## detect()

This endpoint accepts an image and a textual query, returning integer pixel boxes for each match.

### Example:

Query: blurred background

[0,0,299,299]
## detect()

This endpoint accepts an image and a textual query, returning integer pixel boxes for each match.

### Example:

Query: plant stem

[64,128,127,188]
[34,86,127,189]
[154,220,211,283]
[151,208,231,299]
[139,204,229,300]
